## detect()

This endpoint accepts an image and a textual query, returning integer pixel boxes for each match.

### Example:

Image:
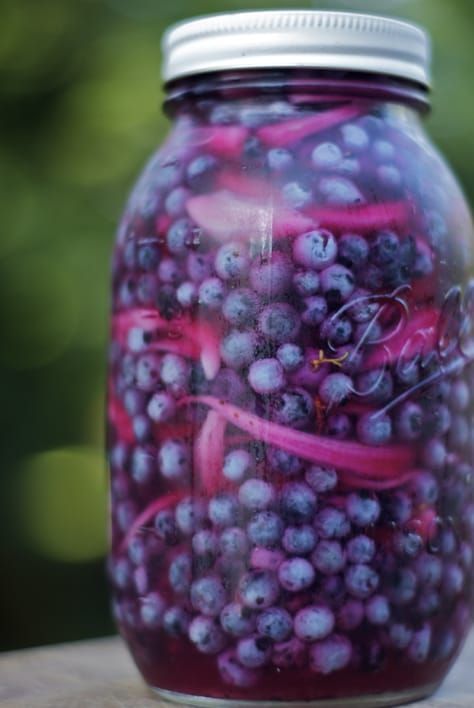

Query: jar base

[151,682,439,708]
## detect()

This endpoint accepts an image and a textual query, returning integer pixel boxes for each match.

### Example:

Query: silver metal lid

[162,10,431,87]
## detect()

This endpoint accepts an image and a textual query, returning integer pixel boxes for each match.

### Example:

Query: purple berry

[315,507,350,539]
[282,525,318,555]
[186,252,212,283]
[147,391,176,423]
[266,447,304,476]
[198,277,225,309]
[267,147,294,172]
[239,570,280,609]
[301,295,328,327]
[257,607,293,642]
[221,329,257,369]
[356,368,393,404]
[158,439,190,481]
[272,637,306,668]
[337,599,364,631]
[169,552,192,594]
[217,649,259,688]
[294,605,335,642]
[192,529,219,557]
[160,353,190,396]
[388,567,418,606]
[140,592,166,629]
[365,594,390,625]
[223,448,254,483]
[320,316,353,346]
[293,270,320,296]
[239,479,276,512]
[421,438,447,469]
[305,466,338,493]
[345,564,379,599]
[277,343,304,372]
[163,606,191,637]
[190,576,227,617]
[250,252,293,297]
[248,358,286,394]
[131,446,155,484]
[154,508,179,545]
[165,186,190,217]
[339,233,369,269]
[220,602,256,638]
[312,540,346,575]
[327,412,353,439]
[247,511,283,548]
[346,493,381,527]
[293,230,338,271]
[407,623,432,663]
[237,634,272,668]
[282,181,312,209]
[280,482,317,524]
[208,492,239,527]
[175,497,206,535]
[319,177,363,205]
[278,557,315,592]
[357,412,392,446]
[410,470,439,506]
[312,141,343,169]
[320,264,355,304]
[341,123,369,152]
[442,563,465,597]
[188,615,227,654]
[389,622,413,650]
[319,373,353,407]
[346,535,375,564]
[222,288,259,327]
[186,154,218,190]
[215,241,250,280]
[258,303,300,343]
[166,218,194,255]
[135,353,161,392]
[309,634,352,674]
[394,401,424,441]
[270,388,314,429]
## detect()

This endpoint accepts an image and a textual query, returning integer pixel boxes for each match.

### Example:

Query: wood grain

[0,632,473,707]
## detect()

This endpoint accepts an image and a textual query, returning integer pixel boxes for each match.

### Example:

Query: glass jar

[107,11,474,707]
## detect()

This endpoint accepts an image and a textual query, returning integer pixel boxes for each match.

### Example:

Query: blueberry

[211,368,250,404]
[276,343,304,372]
[214,241,249,280]
[320,316,353,346]
[282,181,312,209]
[321,264,355,305]
[442,563,465,597]
[347,288,380,323]
[165,186,190,217]
[371,230,399,267]
[389,622,413,650]
[280,482,317,524]
[175,497,206,535]
[239,479,276,511]
[168,552,192,594]
[372,139,395,161]
[258,303,300,343]
[135,353,161,392]
[239,570,280,609]
[327,412,353,439]
[160,353,190,396]
[377,165,402,188]
[293,270,321,296]
[209,103,237,124]
[117,276,136,308]
[449,415,469,448]
[198,277,225,309]
[267,147,294,172]
[421,438,447,470]
[266,447,304,476]
[158,439,190,481]
[208,492,239,527]
[407,623,432,663]
[237,634,272,668]
[250,252,293,297]
[166,218,194,255]
[305,466,338,493]
[346,535,375,564]
[186,154,218,190]
[189,615,227,654]
[248,358,286,394]
[345,564,379,599]
[128,536,147,566]
[278,557,315,592]
[217,649,259,688]
[221,329,257,369]
[220,527,249,557]
[282,525,318,555]
[388,567,418,606]
[156,284,181,320]
[223,449,254,483]
[154,508,180,545]
[140,592,166,628]
[192,529,219,557]
[309,634,352,674]
[337,599,364,631]
[318,373,353,407]
[272,637,307,668]
[312,540,346,575]
[357,412,392,446]
[319,177,364,205]
[247,511,283,548]
[346,493,381,528]
[293,230,337,270]
[294,606,335,643]
[132,413,152,442]
[410,471,439,506]
[131,446,155,484]
[301,295,328,327]
[312,142,343,169]
[340,120,369,150]
[365,594,390,625]
[426,403,451,437]
[417,589,440,617]
[394,401,424,441]
[256,607,293,642]
[112,558,132,589]
[357,368,393,404]
[451,379,470,412]
[158,257,183,285]
[136,239,160,272]
[270,388,314,429]
[116,500,137,533]
[186,252,212,282]
[337,235,369,271]
[163,606,191,637]
[222,288,259,327]
[191,576,227,617]
[315,507,350,539]
[147,391,176,423]
[220,602,256,638]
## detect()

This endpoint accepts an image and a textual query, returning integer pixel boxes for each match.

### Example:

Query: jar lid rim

[162,10,431,88]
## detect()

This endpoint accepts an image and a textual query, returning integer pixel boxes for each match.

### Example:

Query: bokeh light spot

[19,447,108,563]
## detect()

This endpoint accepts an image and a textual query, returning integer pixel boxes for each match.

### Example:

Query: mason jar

[107,10,474,706]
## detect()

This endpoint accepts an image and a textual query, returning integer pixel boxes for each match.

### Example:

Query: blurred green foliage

[0,0,473,650]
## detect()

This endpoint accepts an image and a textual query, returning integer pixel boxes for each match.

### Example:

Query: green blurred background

[0,0,473,651]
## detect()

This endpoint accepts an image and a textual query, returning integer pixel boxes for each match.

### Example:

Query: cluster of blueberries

[108,94,473,691]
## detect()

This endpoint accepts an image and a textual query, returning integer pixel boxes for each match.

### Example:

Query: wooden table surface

[1,632,474,708]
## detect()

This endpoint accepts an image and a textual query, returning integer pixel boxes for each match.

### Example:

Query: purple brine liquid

[107,72,474,703]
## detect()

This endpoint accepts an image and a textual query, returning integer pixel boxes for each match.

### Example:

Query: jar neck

[164,69,430,117]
